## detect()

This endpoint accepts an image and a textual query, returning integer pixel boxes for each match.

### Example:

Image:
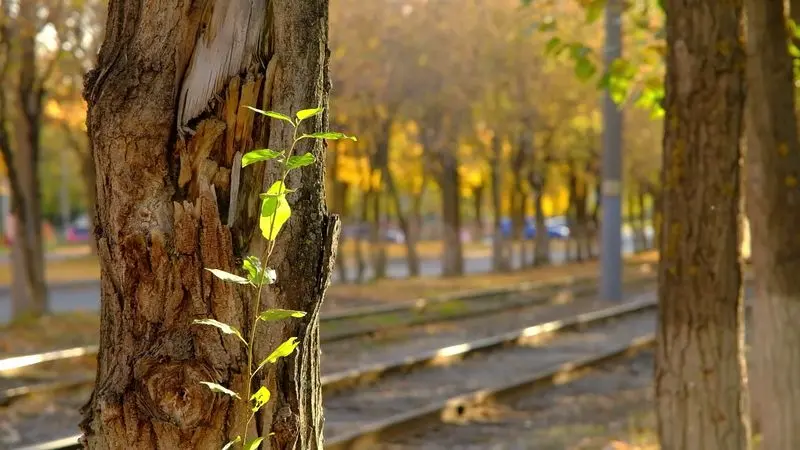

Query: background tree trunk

[439,152,464,276]
[490,134,510,272]
[80,1,337,448]
[745,0,800,447]
[369,190,387,279]
[656,0,751,448]
[7,1,48,319]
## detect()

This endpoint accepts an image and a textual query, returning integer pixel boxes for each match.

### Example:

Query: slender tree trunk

[330,149,348,285]
[531,177,550,266]
[745,0,800,447]
[656,1,751,448]
[9,1,47,319]
[355,190,368,284]
[490,134,509,272]
[369,191,387,280]
[439,152,463,276]
[80,2,337,448]
[637,189,648,250]
[472,183,484,240]
[382,166,420,277]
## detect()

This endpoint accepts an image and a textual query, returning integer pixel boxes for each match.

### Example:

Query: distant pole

[600,0,623,301]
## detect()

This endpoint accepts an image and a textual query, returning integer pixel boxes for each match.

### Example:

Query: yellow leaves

[45,98,87,130]
[785,175,798,188]
[778,142,789,156]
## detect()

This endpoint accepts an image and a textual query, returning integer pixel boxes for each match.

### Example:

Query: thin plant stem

[241,120,304,443]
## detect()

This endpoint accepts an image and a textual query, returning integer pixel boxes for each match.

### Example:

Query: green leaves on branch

[195,107,355,449]
[201,382,241,399]
[259,181,291,241]
[193,319,247,346]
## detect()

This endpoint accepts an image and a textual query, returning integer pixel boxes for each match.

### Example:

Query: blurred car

[65,215,91,243]
[499,216,571,240]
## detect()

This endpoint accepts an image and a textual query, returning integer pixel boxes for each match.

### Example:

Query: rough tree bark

[745,0,800,447]
[80,1,337,449]
[656,0,751,448]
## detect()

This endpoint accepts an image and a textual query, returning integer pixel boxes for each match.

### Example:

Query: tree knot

[135,359,218,429]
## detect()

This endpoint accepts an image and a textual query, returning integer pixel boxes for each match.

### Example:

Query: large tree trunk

[9,1,47,319]
[656,0,751,448]
[745,0,800,447]
[80,2,337,449]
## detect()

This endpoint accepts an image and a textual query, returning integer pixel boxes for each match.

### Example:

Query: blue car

[499,216,570,240]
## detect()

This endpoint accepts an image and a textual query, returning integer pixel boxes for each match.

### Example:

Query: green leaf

[296,107,324,121]
[193,319,247,345]
[254,337,300,375]
[300,131,357,141]
[258,309,307,322]
[266,337,300,364]
[222,437,241,450]
[544,37,562,56]
[242,149,282,168]
[243,438,264,450]
[205,268,250,285]
[574,57,597,80]
[259,181,292,241]
[244,106,293,125]
[250,386,271,412]
[286,153,316,170]
[242,256,261,282]
[585,0,607,24]
[200,381,241,399]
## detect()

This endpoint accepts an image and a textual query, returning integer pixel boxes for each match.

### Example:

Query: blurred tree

[744,1,800,447]
[0,0,82,319]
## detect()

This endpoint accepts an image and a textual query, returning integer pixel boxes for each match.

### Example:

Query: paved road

[0,237,643,323]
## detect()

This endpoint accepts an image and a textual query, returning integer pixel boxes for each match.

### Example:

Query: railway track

[8,284,661,450]
[0,275,656,406]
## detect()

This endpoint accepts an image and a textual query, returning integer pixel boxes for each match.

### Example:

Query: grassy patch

[326,251,658,306]
[0,311,99,356]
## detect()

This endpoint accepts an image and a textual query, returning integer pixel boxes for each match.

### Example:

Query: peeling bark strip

[81,2,336,449]
[656,0,750,449]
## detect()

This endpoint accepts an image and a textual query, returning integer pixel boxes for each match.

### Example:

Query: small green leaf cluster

[527,0,666,118]
[192,106,355,449]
